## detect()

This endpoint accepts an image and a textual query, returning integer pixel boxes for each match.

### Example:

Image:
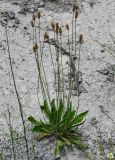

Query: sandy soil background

[0,0,115,159]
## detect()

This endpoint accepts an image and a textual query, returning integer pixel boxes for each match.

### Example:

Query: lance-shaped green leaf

[50,99,57,123]
[72,110,88,125]
[72,139,86,150]
[57,99,64,123]
[40,100,51,120]
[28,116,41,125]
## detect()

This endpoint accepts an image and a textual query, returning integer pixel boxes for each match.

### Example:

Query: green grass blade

[57,99,64,123]
[50,99,57,123]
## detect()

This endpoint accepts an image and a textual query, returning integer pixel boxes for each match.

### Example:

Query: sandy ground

[0,0,115,159]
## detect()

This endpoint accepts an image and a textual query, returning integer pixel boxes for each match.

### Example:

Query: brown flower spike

[72,3,77,13]
[55,23,59,34]
[31,21,34,27]
[65,24,69,31]
[51,22,55,31]
[75,10,78,19]
[33,43,38,52]
[32,14,36,21]
[44,33,49,41]
[59,27,62,34]
[79,34,83,44]
[37,11,41,19]
[72,3,79,14]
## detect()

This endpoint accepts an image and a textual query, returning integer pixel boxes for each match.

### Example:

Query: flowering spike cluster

[72,3,79,19]
[31,11,41,28]
[51,22,63,35]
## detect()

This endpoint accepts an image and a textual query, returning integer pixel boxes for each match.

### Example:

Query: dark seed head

[79,34,83,44]
[32,14,36,21]
[33,43,38,52]
[37,11,41,19]
[55,23,59,34]
[75,10,78,19]
[59,27,62,34]
[44,32,49,40]
[72,3,77,13]
[31,21,34,27]
[51,22,55,31]
[65,24,69,31]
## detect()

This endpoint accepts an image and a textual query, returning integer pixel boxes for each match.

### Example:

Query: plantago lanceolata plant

[28,5,88,158]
